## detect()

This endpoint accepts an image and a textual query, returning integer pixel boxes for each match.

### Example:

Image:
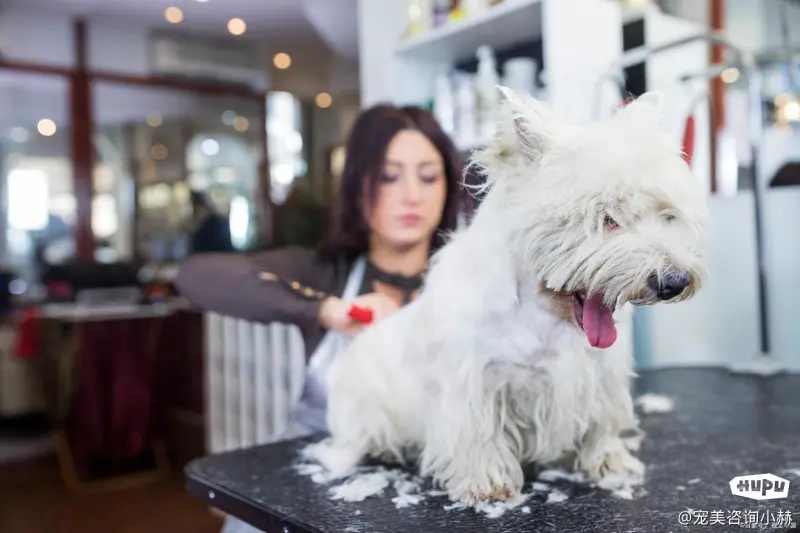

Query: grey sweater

[175,247,361,360]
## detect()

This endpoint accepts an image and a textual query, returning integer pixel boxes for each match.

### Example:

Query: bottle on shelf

[404,0,432,38]
[433,70,456,135]
[475,45,500,144]
[464,0,489,17]
[450,0,487,22]
[432,0,451,28]
[448,0,467,22]
[455,74,478,150]
[502,57,539,98]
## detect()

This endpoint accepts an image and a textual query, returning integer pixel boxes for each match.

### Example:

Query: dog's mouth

[571,291,617,349]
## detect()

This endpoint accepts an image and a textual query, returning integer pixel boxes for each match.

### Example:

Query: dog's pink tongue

[583,294,617,349]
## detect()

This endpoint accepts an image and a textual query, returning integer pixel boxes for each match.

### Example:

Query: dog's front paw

[445,463,525,504]
[601,447,645,481]
[473,485,515,502]
[450,481,521,504]
[579,441,645,485]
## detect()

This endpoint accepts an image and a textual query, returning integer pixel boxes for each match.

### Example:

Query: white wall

[545,0,623,125]
[301,0,359,60]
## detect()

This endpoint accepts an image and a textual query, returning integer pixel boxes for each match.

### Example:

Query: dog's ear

[620,91,666,123]
[635,91,666,112]
[495,85,558,162]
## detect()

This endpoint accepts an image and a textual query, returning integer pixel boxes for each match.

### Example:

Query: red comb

[348,305,373,324]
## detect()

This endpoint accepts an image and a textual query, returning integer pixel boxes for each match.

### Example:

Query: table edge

[185,460,325,533]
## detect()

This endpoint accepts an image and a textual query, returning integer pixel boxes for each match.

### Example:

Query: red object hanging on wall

[14,307,39,360]
[682,114,696,167]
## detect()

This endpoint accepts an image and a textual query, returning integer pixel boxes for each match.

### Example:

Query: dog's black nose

[648,271,691,300]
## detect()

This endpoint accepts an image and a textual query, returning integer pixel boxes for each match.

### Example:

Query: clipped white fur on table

[634,393,675,415]
[296,447,650,517]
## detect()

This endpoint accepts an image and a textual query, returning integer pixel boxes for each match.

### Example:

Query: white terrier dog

[316,87,709,504]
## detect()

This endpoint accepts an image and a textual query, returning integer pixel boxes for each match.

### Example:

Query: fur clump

[314,86,710,506]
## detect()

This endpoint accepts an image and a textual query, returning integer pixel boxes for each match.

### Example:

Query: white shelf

[394,0,543,64]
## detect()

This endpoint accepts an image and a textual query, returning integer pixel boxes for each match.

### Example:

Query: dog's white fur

[318,87,710,503]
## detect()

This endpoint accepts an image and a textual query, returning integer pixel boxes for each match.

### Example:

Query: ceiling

[2,0,360,57]
[301,0,359,59]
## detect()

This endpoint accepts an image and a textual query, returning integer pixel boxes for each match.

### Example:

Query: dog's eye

[663,214,677,223]
[603,214,619,231]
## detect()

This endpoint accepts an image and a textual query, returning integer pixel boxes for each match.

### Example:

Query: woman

[177,104,467,441]
[179,104,466,533]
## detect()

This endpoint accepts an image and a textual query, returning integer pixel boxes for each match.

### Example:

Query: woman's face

[366,129,448,252]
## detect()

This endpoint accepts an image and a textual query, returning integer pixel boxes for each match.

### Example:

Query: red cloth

[62,312,202,472]
[14,307,39,360]
[65,318,165,466]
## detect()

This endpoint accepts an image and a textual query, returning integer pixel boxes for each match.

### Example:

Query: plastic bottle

[463,0,488,18]
[475,45,500,143]
[405,0,432,37]
[432,0,451,28]
[433,71,456,135]
[502,57,538,97]
[455,74,478,150]
[537,69,549,103]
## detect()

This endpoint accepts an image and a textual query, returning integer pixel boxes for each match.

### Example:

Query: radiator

[203,313,307,453]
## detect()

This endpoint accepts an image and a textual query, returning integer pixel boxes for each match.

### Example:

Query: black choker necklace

[365,260,424,304]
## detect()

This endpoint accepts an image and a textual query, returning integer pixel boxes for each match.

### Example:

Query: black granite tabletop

[186,368,800,532]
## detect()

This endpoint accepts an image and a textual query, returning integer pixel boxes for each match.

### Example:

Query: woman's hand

[318,292,401,336]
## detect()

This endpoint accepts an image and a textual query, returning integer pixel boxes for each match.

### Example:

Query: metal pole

[745,67,770,357]
[608,31,748,70]
[592,71,628,120]
[779,0,800,94]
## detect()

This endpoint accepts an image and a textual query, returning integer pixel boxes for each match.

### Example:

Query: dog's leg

[420,379,524,503]
[576,425,644,484]
[575,378,644,484]
[322,331,410,475]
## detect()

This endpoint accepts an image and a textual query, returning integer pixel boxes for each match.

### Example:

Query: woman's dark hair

[321,104,468,261]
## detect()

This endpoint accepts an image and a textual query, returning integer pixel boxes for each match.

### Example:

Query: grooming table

[186,368,800,532]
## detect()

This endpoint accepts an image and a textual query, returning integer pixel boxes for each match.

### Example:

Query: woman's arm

[175,246,339,330]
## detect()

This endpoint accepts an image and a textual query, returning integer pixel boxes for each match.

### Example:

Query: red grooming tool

[257,270,376,325]
[348,305,374,324]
